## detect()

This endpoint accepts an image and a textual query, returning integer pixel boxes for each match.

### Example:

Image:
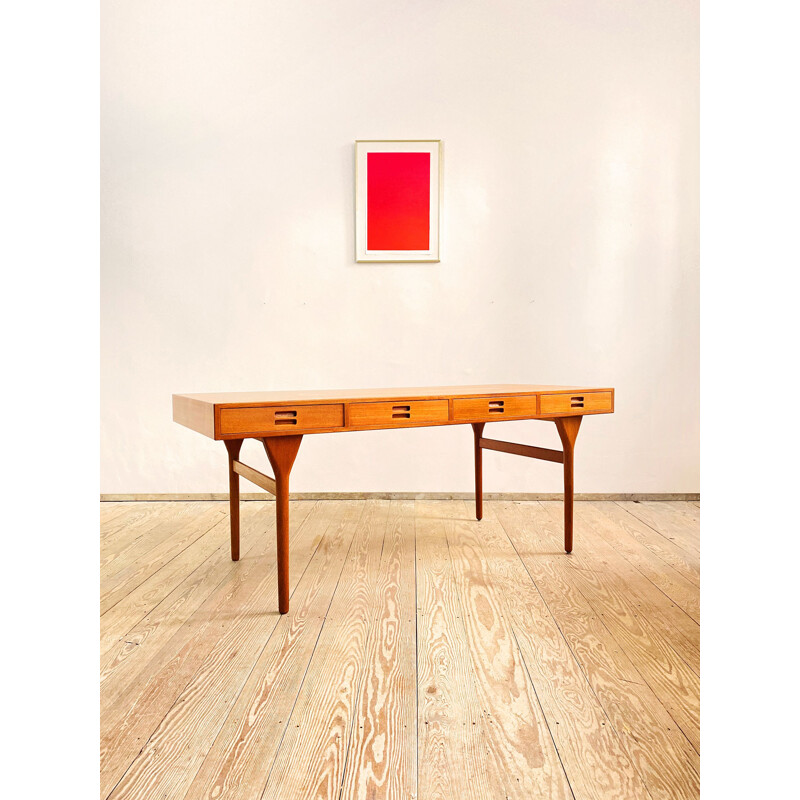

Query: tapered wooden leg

[224,439,244,561]
[263,434,303,614]
[472,422,486,520]
[555,416,582,553]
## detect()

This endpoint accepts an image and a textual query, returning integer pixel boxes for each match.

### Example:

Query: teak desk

[173,385,614,613]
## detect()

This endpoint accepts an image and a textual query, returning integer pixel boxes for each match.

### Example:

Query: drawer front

[219,404,344,435]
[539,391,613,415]
[452,395,539,421]
[348,399,449,428]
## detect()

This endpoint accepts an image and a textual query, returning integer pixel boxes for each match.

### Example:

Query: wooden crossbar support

[232,460,277,496]
[474,420,580,552]
[479,437,564,464]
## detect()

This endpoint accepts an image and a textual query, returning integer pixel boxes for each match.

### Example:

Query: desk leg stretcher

[473,416,582,553]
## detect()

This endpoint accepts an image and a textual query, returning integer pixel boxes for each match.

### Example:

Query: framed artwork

[355,139,442,262]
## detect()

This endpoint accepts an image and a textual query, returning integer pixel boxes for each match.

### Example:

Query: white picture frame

[355,139,442,262]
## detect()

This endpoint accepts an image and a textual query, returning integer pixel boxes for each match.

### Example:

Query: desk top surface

[175,384,612,407]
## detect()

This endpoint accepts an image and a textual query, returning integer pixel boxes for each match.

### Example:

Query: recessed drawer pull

[539,391,612,415]
[348,400,448,427]
[218,404,344,434]
[451,395,538,421]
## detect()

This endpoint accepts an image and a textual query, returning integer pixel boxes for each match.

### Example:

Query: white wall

[101,0,699,495]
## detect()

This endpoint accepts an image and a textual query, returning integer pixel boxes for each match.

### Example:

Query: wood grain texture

[480,437,564,463]
[101,539,229,690]
[560,503,700,673]
[540,391,613,415]
[536,501,700,748]
[176,385,614,406]
[101,502,130,524]
[492,501,700,800]
[576,502,699,621]
[589,501,700,589]
[166,501,365,800]
[232,459,277,495]
[462,501,649,800]
[340,500,417,800]
[173,385,614,439]
[100,502,197,570]
[348,399,450,427]
[100,511,228,660]
[101,502,170,542]
[452,394,538,420]
[101,503,224,614]
[435,500,575,800]
[100,503,316,697]
[415,499,506,800]
[261,500,387,798]
[645,501,700,527]
[100,500,699,800]
[172,393,215,437]
[617,501,700,557]
[679,501,701,521]
[220,403,344,435]
[100,501,321,798]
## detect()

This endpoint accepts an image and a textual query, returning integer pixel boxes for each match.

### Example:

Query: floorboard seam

[101,500,700,799]
[336,503,390,800]
[576,507,701,625]
[105,503,319,799]
[613,502,700,558]
[543,503,701,681]
[188,502,324,800]
[413,500,421,800]
[441,500,564,799]
[101,510,228,615]
[100,503,305,678]
[494,501,673,795]
[101,538,227,656]
[591,505,700,590]
[533,502,701,758]
[509,625,579,800]
[257,501,368,800]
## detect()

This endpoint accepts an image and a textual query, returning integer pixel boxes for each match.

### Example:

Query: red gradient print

[367,152,430,250]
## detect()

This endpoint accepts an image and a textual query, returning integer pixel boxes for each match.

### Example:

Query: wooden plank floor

[100,500,700,800]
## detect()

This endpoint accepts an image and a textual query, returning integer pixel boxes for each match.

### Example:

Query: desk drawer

[539,391,613,415]
[348,399,449,428]
[219,404,344,435]
[452,395,538,421]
